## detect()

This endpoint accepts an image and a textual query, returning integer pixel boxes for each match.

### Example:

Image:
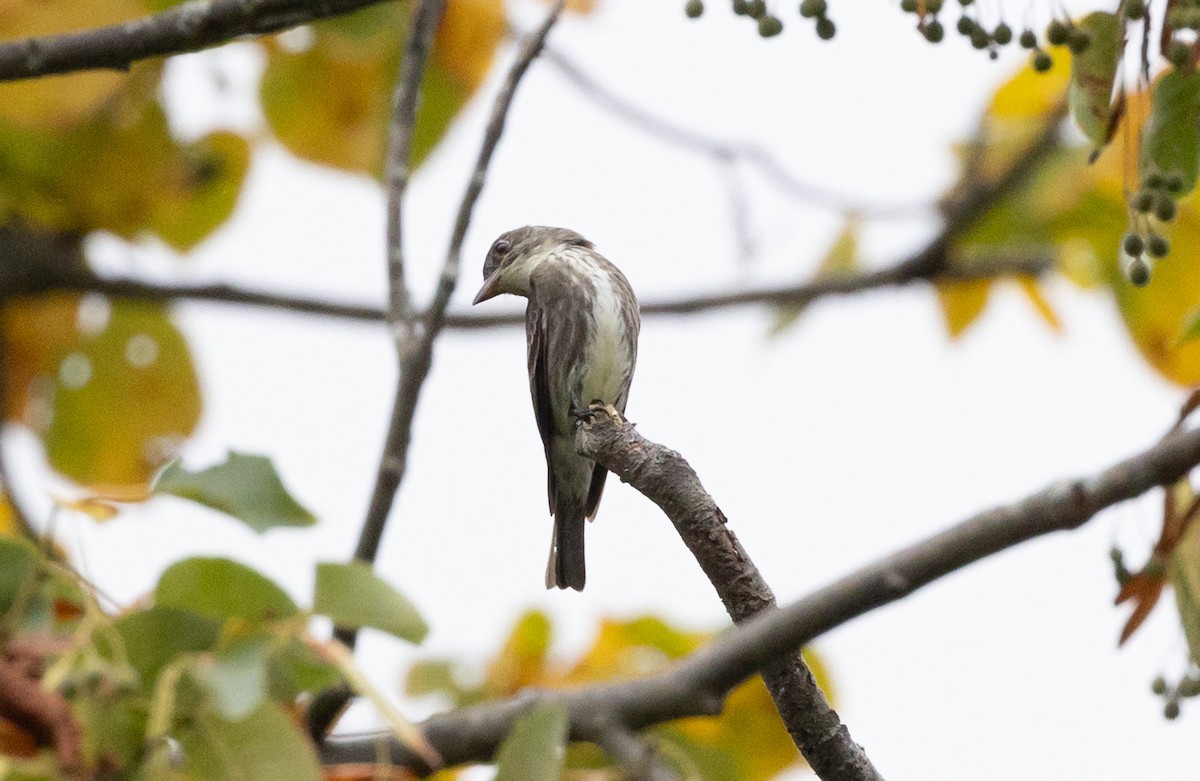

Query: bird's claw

[572,401,624,424]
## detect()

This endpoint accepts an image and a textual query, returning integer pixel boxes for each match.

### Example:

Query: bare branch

[0,0,394,82]
[310,0,565,740]
[352,0,445,570]
[587,722,681,781]
[539,46,922,220]
[20,253,1050,329]
[321,421,1200,775]
[576,409,881,781]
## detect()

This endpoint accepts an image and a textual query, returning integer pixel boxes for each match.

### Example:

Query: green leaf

[2,297,202,493]
[1179,307,1200,347]
[178,701,320,781]
[1141,69,1200,196]
[200,639,268,721]
[1067,12,1121,154]
[771,219,859,335]
[494,702,569,781]
[155,557,299,623]
[267,636,341,701]
[1170,517,1200,665]
[313,561,427,643]
[154,451,316,534]
[0,535,37,617]
[113,606,220,684]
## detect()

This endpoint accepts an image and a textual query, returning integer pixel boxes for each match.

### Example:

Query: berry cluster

[1122,172,1183,285]
[683,0,836,40]
[1150,671,1200,720]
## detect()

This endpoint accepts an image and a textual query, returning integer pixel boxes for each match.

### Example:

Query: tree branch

[0,0,395,82]
[586,722,681,781]
[321,421,1200,774]
[13,253,1050,328]
[310,0,565,740]
[576,409,880,781]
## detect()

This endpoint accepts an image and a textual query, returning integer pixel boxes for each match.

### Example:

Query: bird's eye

[494,239,511,254]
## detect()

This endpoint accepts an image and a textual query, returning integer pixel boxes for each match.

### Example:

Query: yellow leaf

[935,279,992,339]
[481,610,552,696]
[0,0,146,128]
[1018,278,1062,333]
[53,494,122,522]
[1,294,202,492]
[771,218,860,335]
[1111,196,1200,385]
[262,1,505,177]
[436,0,506,93]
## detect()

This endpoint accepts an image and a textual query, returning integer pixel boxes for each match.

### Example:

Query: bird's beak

[473,270,504,305]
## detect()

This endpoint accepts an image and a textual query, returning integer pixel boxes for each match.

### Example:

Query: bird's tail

[545,505,586,591]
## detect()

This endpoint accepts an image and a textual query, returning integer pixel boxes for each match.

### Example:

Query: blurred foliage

[0,538,429,780]
[407,610,833,781]
[0,0,508,501]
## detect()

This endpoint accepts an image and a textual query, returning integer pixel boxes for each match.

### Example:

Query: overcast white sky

[16,1,1196,778]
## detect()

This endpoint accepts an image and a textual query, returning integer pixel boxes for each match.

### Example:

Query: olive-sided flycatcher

[472,226,640,590]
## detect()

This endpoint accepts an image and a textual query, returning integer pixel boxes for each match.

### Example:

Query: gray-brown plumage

[472,226,640,590]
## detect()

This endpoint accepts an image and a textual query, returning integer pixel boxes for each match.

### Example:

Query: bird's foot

[572,400,624,424]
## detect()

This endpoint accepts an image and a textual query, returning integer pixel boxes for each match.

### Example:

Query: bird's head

[472,225,593,304]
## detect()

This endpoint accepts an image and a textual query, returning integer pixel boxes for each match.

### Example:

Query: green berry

[1068,29,1091,53]
[1046,19,1070,46]
[1155,196,1178,222]
[1165,699,1181,720]
[1151,676,1169,696]
[685,0,704,18]
[1123,232,1145,256]
[815,16,836,38]
[1179,676,1200,697]
[1145,171,1166,189]
[1169,38,1191,68]
[1147,233,1170,258]
[925,0,944,13]
[957,16,976,34]
[901,0,918,11]
[1125,0,1147,18]
[1032,50,1053,72]
[1019,29,1037,48]
[970,29,989,48]
[1109,546,1124,563]
[1166,172,1186,193]
[1132,190,1155,212]
[924,19,945,42]
[758,14,783,35]
[733,0,750,13]
[746,0,766,18]
[1128,256,1152,286]
[993,23,1013,45]
[799,0,827,18]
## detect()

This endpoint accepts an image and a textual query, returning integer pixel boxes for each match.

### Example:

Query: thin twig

[539,45,927,221]
[587,722,681,781]
[0,0,394,82]
[321,422,1200,773]
[310,0,565,741]
[308,0,448,741]
[20,254,1052,328]
[353,0,563,569]
[352,0,446,569]
[576,410,881,781]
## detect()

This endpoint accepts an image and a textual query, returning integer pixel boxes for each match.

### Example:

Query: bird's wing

[526,295,557,514]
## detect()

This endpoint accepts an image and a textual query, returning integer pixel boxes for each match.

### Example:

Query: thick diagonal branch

[323,423,1200,773]
[575,411,881,781]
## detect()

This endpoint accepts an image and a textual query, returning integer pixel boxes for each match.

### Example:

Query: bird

[472,225,640,590]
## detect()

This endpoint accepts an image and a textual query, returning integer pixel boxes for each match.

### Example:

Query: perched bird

[473,226,640,590]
